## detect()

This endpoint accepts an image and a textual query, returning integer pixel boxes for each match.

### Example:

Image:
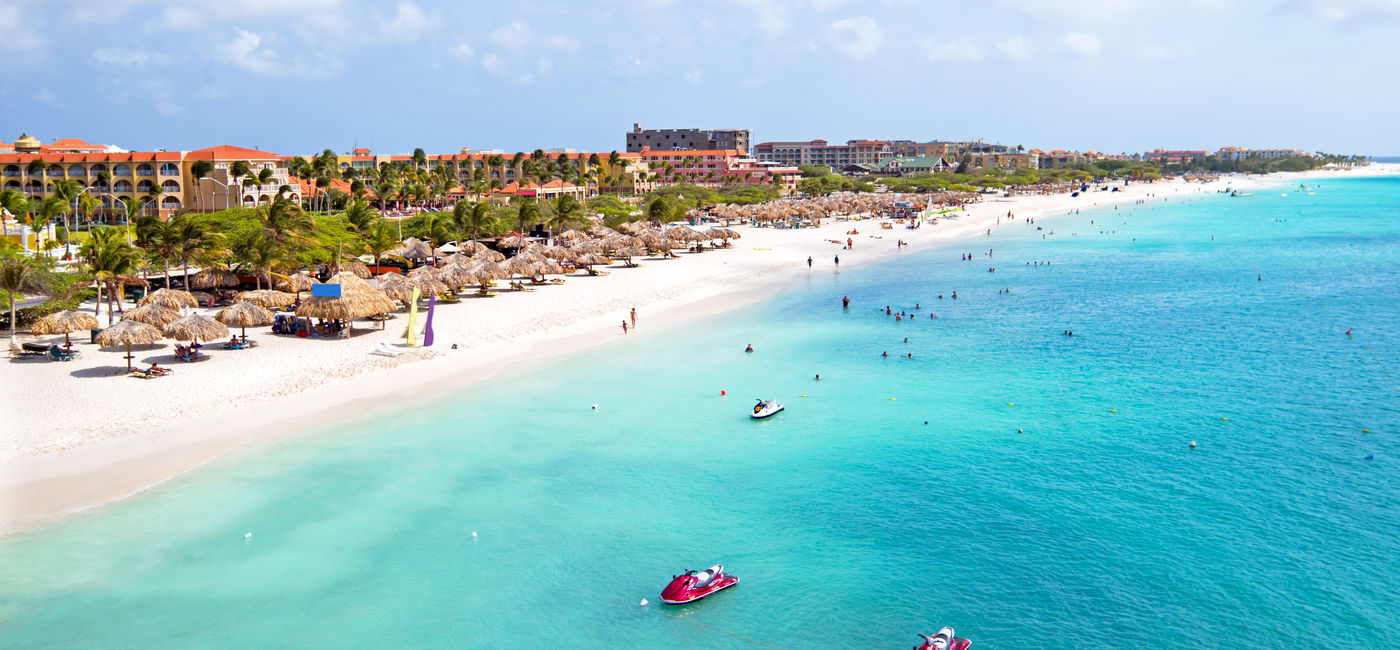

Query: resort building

[1143,149,1209,164]
[873,156,949,175]
[0,135,298,220]
[625,124,751,153]
[1215,147,1315,161]
[752,140,893,168]
[638,148,800,194]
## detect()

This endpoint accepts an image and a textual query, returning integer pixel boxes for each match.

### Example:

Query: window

[68,164,86,176]
[135,163,155,176]
[114,180,133,192]
[47,164,64,176]
[161,180,180,192]
[159,162,179,175]
[90,163,108,174]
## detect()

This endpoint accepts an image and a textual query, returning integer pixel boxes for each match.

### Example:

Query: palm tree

[169,213,219,289]
[343,199,378,231]
[79,226,141,324]
[516,200,542,234]
[375,178,398,214]
[455,201,494,240]
[230,160,251,206]
[51,179,84,257]
[37,196,68,257]
[1,254,52,338]
[190,160,214,213]
[546,195,583,239]
[122,199,144,243]
[258,198,316,246]
[147,183,165,219]
[510,152,525,183]
[240,232,284,291]
[364,220,400,270]
[0,188,25,243]
[135,214,179,286]
[78,193,100,229]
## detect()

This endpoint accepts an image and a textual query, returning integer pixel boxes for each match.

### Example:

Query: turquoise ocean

[2,176,1397,648]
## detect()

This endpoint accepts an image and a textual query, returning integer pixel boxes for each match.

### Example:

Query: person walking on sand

[622,321,628,335]
[630,307,637,329]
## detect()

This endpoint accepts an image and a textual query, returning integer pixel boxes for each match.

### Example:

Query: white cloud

[217,30,282,76]
[1133,41,1193,61]
[490,22,531,48]
[996,36,1033,61]
[754,2,788,36]
[684,69,704,84]
[382,1,430,42]
[921,38,984,62]
[481,53,506,74]
[91,48,165,69]
[0,3,43,51]
[1059,32,1101,57]
[1299,0,1400,21]
[536,58,553,75]
[826,15,883,59]
[450,43,474,62]
[159,6,203,30]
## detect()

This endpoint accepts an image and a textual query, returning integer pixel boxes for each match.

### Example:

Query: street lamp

[104,193,134,245]
[199,176,229,211]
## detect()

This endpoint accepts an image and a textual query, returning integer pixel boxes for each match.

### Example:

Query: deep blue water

[1,176,1396,648]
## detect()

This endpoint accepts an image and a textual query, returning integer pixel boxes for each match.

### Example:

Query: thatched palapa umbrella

[164,314,229,354]
[472,248,506,262]
[340,259,372,279]
[31,310,99,347]
[215,301,274,343]
[574,253,612,274]
[614,245,645,267]
[557,229,588,244]
[121,303,181,328]
[391,237,433,261]
[499,234,531,250]
[137,287,198,310]
[234,289,297,309]
[97,320,163,370]
[403,269,449,297]
[191,268,239,289]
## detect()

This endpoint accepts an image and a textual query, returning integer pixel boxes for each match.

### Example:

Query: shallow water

[1,177,1397,648]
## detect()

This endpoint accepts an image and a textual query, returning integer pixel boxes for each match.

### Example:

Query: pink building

[639,148,800,194]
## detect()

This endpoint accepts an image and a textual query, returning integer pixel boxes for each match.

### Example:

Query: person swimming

[814,374,821,380]
[882,351,888,357]
[745,344,753,353]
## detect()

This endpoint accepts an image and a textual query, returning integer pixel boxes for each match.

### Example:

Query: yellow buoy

[1362,429,1370,433]
[1220,418,1228,421]
[801,395,807,398]
[890,397,896,401]
[1110,409,1117,413]
[1007,403,1014,406]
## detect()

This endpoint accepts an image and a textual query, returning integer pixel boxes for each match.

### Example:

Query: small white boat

[750,399,784,419]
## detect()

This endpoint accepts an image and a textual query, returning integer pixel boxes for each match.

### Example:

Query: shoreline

[1,166,1386,536]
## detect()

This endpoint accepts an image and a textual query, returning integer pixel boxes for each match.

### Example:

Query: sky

[0,0,1396,157]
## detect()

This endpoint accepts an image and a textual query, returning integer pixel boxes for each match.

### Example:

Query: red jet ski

[659,564,739,604]
[916,626,971,650]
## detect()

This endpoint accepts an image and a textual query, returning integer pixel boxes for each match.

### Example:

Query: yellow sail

[405,286,421,346]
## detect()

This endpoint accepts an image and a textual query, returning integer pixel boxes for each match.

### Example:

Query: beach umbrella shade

[215,301,275,342]
[121,303,181,328]
[403,272,449,297]
[277,272,317,293]
[587,224,619,238]
[190,268,239,288]
[137,287,198,310]
[557,229,588,244]
[163,313,229,356]
[458,240,490,255]
[295,272,397,323]
[340,259,372,279]
[390,237,433,260]
[614,245,645,267]
[466,260,509,294]
[96,320,164,371]
[31,310,100,347]
[539,245,576,261]
[471,249,506,263]
[442,252,474,267]
[375,276,414,305]
[575,253,612,270]
[499,235,531,249]
[233,289,298,309]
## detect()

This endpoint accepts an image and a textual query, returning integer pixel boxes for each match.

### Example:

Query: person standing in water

[834,255,840,267]
[630,307,637,329]
[842,296,850,308]
[807,256,813,269]
[622,321,628,334]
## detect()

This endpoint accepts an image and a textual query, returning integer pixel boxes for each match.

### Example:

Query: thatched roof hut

[31,310,99,346]
[277,272,317,293]
[294,272,397,322]
[391,237,433,260]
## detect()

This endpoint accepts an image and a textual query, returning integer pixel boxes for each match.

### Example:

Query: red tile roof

[186,144,281,161]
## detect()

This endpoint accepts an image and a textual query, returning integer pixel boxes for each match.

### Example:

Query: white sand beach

[1,168,1374,534]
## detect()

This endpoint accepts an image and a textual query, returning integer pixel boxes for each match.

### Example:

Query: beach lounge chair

[372,342,404,357]
[48,346,80,362]
[9,339,45,358]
